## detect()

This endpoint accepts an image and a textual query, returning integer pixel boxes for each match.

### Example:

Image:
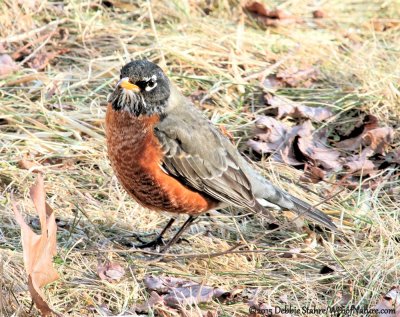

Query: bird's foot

[134,235,165,249]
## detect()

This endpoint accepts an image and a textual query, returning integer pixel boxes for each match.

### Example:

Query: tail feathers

[241,163,336,230]
[287,193,337,231]
[261,185,337,231]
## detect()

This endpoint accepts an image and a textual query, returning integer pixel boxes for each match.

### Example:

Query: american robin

[106,60,336,252]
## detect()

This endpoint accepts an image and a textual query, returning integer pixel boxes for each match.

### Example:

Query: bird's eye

[145,79,157,91]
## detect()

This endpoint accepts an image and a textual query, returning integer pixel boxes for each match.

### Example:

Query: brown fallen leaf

[362,127,394,154]
[143,275,230,309]
[248,116,288,153]
[18,158,43,173]
[295,121,341,170]
[245,1,269,16]
[338,175,383,190]
[97,261,125,283]
[343,158,376,175]
[335,114,378,151]
[27,49,69,70]
[264,94,333,121]
[244,1,296,27]
[12,174,59,316]
[276,66,318,88]
[0,54,19,76]
[371,19,400,32]
[375,286,400,317]
[247,118,302,165]
[313,10,325,19]
[248,118,341,170]
[299,164,326,183]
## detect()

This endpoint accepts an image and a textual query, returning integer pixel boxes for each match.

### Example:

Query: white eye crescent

[145,77,157,91]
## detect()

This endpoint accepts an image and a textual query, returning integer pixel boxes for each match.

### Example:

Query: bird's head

[109,60,170,116]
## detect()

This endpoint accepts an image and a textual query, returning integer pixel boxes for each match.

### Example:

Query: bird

[106,60,337,253]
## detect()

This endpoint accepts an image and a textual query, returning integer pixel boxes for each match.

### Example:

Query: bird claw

[134,236,166,249]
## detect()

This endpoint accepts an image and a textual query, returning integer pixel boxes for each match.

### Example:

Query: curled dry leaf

[245,1,269,16]
[247,117,301,166]
[18,158,43,173]
[142,275,230,309]
[248,118,341,170]
[247,116,287,153]
[299,164,326,184]
[12,174,59,316]
[97,261,125,283]
[244,1,296,27]
[0,54,19,76]
[362,127,394,154]
[375,286,400,317]
[264,94,333,121]
[335,114,378,151]
[249,86,396,189]
[295,121,341,170]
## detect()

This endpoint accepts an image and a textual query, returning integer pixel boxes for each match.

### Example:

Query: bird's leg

[159,215,197,254]
[134,218,176,249]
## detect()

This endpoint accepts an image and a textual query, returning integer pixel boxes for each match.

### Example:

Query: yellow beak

[118,77,140,92]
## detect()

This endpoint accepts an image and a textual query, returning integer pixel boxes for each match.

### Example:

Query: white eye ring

[145,79,157,91]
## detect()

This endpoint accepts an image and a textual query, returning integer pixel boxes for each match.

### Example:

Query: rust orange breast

[105,104,218,214]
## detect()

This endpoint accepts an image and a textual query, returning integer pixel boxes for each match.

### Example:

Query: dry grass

[0,0,399,316]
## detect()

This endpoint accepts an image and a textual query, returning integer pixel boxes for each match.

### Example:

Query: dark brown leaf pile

[247,93,398,189]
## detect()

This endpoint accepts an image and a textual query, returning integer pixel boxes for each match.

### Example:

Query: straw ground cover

[0,0,399,316]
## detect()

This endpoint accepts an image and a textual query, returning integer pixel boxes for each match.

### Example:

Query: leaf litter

[247,92,397,189]
[133,275,233,315]
[1,25,69,79]
[263,94,333,121]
